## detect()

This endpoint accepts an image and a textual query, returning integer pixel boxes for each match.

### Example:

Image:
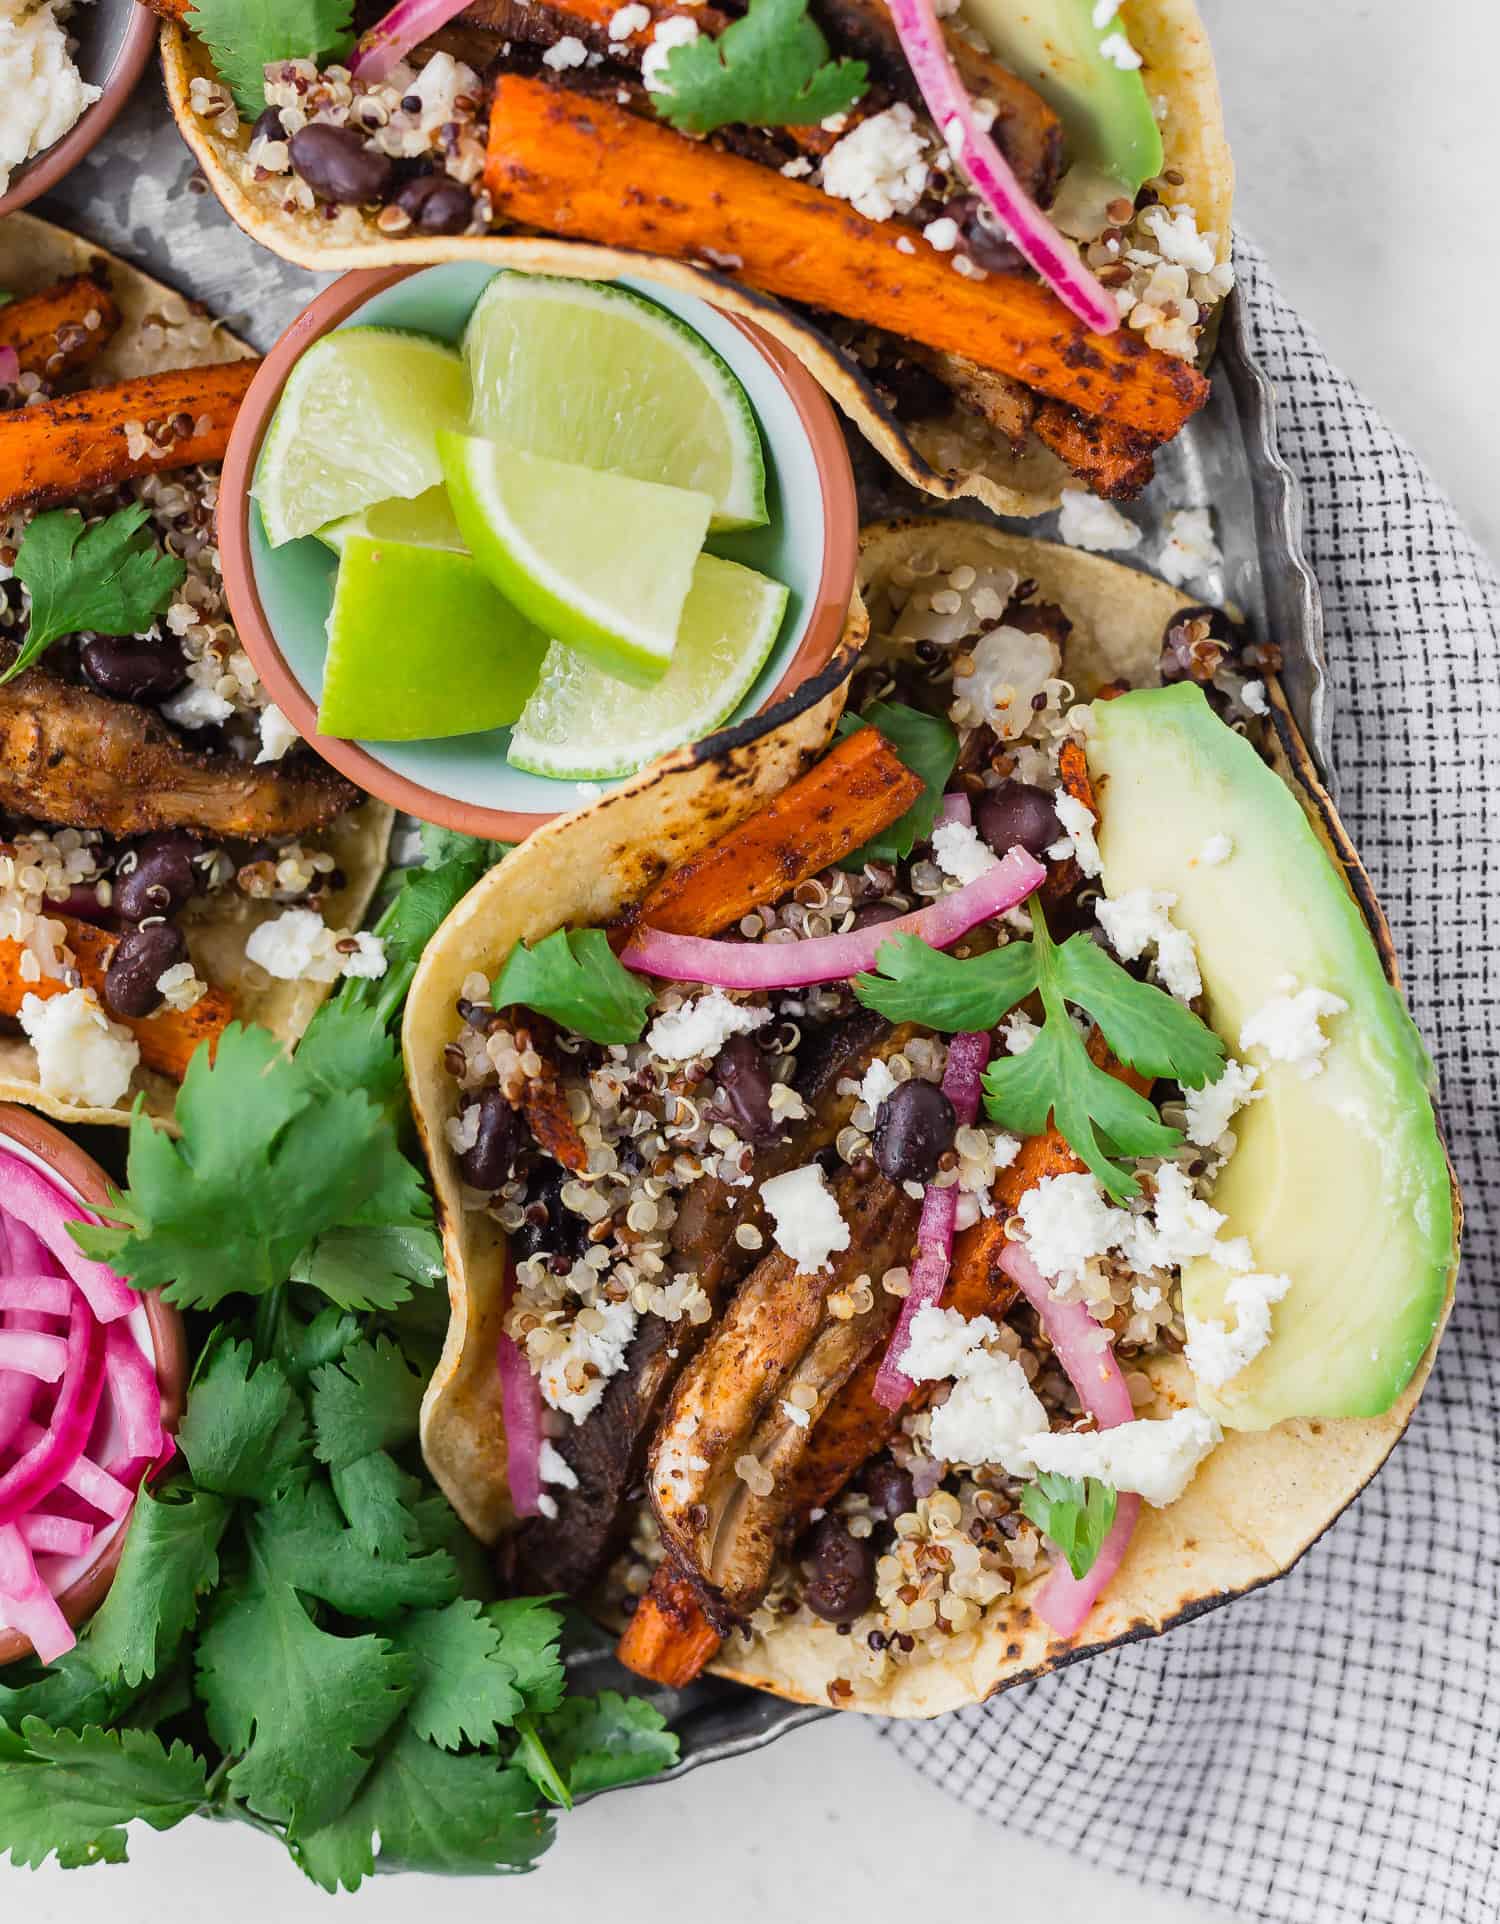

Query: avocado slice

[960,0,1163,195]
[1086,684,1453,1430]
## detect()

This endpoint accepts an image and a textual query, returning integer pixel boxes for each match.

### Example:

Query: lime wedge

[318,534,547,741]
[317,485,467,555]
[439,431,712,689]
[463,273,767,532]
[254,327,468,547]
[508,554,788,780]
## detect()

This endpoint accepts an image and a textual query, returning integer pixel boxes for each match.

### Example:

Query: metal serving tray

[39,91,1329,1777]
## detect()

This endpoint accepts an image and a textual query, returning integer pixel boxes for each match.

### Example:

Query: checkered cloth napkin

[881,238,1500,1924]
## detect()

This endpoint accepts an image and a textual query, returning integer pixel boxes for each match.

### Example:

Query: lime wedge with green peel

[317,485,467,555]
[255,327,468,547]
[508,553,789,780]
[439,431,713,689]
[317,535,548,741]
[463,273,768,532]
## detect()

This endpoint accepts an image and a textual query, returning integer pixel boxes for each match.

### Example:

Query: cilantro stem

[253,1285,288,1365]
[514,1713,572,1809]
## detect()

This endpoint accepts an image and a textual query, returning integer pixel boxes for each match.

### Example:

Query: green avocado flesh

[959,0,1163,194]
[1086,684,1453,1430]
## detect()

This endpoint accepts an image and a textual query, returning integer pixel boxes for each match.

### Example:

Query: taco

[0,214,392,1127]
[152,0,1231,516]
[403,518,1459,1718]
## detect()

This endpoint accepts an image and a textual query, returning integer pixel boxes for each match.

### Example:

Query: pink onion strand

[350,0,471,83]
[0,1520,73,1664]
[0,1155,135,1323]
[0,1330,68,1382]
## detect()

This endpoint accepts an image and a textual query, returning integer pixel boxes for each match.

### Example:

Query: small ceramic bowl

[0,1105,187,1667]
[0,0,158,219]
[220,261,859,843]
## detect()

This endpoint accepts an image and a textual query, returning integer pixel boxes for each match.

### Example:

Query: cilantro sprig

[854,902,1227,1199]
[2,505,186,686]
[188,0,354,119]
[837,700,959,869]
[493,926,652,1045]
[650,0,868,134]
[1019,1475,1118,1580]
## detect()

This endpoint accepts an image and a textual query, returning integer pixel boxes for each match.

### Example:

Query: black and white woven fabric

[882,238,1499,1924]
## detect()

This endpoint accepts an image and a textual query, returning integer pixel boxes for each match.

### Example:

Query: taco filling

[0,238,392,1121]
[410,524,1453,1713]
[155,0,1232,506]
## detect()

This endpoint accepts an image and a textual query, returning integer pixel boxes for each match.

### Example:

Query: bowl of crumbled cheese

[0,0,157,217]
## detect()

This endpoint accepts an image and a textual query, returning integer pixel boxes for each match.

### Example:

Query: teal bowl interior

[248,263,831,817]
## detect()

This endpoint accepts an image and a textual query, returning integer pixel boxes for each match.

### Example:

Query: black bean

[850,900,906,933]
[861,1457,915,1522]
[803,1516,876,1624]
[512,1162,588,1263]
[394,173,475,235]
[115,831,202,922]
[975,781,1061,861]
[458,1088,521,1192]
[250,107,286,143]
[871,1078,955,1186]
[80,632,187,702]
[103,921,184,1020]
[713,1032,776,1144]
[288,124,395,205]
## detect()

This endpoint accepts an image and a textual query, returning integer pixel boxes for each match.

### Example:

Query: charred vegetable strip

[484,78,1209,437]
[616,1559,723,1686]
[1040,734,1097,909]
[0,913,232,1082]
[0,275,123,383]
[631,727,925,939]
[0,361,260,513]
[1032,401,1159,501]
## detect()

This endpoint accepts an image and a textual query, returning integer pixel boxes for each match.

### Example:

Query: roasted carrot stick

[0,360,259,513]
[630,725,926,939]
[0,275,122,383]
[1032,400,1158,501]
[485,77,1208,438]
[616,1561,724,1687]
[1040,735,1099,910]
[0,913,232,1083]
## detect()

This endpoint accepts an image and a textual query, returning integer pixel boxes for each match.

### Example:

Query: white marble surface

[16,4,1496,1919]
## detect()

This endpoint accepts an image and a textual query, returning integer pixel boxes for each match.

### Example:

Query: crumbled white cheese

[1239,977,1347,1078]
[781,156,813,179]
[538,1298,638,1422]
[1049,791,1102,878]
[538,1441,579,1490]
[1139,203,1220,275]
[1156,507,1222,588]
[18,989,138,1110]
[761,1165,850,1274]
[1007,1409,1222,1506]
[951,624,1061,741]
[1186,1270,1293,1389]
[254,702,299,764]
[1123,1163,1249,1275]
[647,989,769,1065]
[1183,1056,1260,1147]
[780,1398,812,1430]
[999,1011,1041,1055]
[1017,1172,1130,1284]
[931,817,998,887]
[541,34,588,68]
[923,215,960,252]
[1096,888,1201,1002]
[641,13,699,85]
[1091,0,1118,24]
[1132,1281,1163,1312]
[1098,30,1142,70]
[900,1306,1048,1468]
[0,0,101,199]
[162,683,234,729]
[1057,488,1144,553]
[245,909,387,984]
[608,3,649,36]
[821,105,931,222]
[858,1057,897,1115]
[1197,832,1233,866]
[1240,678,1270,716]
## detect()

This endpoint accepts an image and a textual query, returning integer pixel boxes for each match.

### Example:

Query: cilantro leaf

[854,931,1039,1030]
[390,1601,527,1750]
[493,927,652,1045]
[295,1002,405,1106]
[176,1336,310,1501]
[4,505,186,686]
[531,1691,679,1798]
[837,702,959,867]
[0,1649,124,1735]
[652,0,867,134]
[196,1567,413,1835]
[1052,933,1226,1088]
[251,1482,459,1619]
[410,1492,495,1600]
[294,1726,552,1891]
[331,1451,422,1560]
[290,1222,442,1313]
[1019,1474,1117,1580]
[188,0,354,118]
[310,1335,424,1470]
[0,1720,208,1869]
[278,1304,360,1381]
[419,823,511,872]
[82,1486,232,1688]
[484,1598,568,1715]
